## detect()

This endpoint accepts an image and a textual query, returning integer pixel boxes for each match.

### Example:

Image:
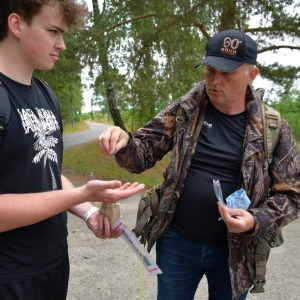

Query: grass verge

[63,140,169,188]
[63,121,300,188]
[63,121,90,134]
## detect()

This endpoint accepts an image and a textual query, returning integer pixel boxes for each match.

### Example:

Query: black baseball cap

[194,29,257,72]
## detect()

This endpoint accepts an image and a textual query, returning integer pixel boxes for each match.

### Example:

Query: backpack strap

[175,105,203,146]
[261,103,281,174]
[33,77,63,132]
[173,106,187,147]
[0,80,12,158]
[32,77,60,111]
[251,100,282,294]
[250,236,270,293]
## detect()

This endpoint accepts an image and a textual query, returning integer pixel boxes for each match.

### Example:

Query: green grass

[63,121,300,188]
[63,140,170,188]
[63,121,90,134]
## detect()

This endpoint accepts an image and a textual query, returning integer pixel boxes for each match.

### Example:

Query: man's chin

[38,64,55,71]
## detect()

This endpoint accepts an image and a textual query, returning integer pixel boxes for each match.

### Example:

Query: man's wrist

[246,209,258,235]
[83,207,99,223]
[126,132,132,144]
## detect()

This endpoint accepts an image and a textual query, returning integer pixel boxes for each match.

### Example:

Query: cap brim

[194,56,244,72]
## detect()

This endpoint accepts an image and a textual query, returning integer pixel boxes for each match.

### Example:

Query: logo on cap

[194,29,257,71]
[221,37,242,56]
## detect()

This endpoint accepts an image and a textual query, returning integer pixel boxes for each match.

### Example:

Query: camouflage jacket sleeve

[247,117,300,237]
[114,100,181,174]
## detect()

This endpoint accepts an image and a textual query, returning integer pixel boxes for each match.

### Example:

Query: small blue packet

[226,189,250,210]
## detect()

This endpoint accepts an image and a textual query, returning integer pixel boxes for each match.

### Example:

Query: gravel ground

[66,184,300,300]
[63,124,300,299]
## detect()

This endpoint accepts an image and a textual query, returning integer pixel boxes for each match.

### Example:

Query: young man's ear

[7,13,23,39]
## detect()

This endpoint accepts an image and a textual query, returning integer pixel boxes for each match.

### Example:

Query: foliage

[33,1,300,133]
[77,0,300,131]
[34,30,85,122]
[266,89,300,140]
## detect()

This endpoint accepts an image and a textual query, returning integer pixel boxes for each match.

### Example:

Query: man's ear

[249,66,259,83]
[7,13,23,39]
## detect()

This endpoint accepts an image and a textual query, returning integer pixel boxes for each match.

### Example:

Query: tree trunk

[92,0,127,131]
[220,0,237,31]
[107,82,127,131]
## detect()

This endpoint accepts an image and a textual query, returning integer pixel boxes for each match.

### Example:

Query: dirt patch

[62,166,113,187]
[62,166,90,184]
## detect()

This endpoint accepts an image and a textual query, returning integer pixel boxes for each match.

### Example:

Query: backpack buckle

[250,280,266,293]
[175,115,185,124]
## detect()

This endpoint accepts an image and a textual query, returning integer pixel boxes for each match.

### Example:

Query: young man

[98,29,300,299]
[0,1,144,299]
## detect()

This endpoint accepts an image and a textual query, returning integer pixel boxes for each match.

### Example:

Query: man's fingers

[107,128,120,155]
[98,128,113,155]
[98,127,128,156]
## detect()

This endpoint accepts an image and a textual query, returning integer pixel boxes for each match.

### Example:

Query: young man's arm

[0,177,144,233]
[62,175,95,219]
[63,175,123,238]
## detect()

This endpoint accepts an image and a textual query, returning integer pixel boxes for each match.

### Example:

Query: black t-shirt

[171,101,247,247]
[0,73,67,284]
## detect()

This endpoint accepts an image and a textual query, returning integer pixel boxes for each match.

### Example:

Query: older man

[98,29,300,300]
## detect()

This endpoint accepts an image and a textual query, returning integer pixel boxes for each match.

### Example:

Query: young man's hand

[82,181,144,204]
[87,213,123,239]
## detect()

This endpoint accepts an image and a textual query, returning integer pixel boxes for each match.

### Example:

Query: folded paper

[226,188,251,210]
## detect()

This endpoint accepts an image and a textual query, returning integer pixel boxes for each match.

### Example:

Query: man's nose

[55,36,66,51]
[210,71,223,84]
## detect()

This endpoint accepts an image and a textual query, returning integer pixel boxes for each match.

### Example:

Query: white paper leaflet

[111,219,162,275]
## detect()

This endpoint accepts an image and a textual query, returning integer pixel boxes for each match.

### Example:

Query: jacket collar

[179,81,265,121]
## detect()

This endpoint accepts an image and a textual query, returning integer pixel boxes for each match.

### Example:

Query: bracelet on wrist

[83,207,99,223]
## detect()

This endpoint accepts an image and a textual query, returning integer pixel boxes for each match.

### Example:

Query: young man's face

[19,4,69,71]
[204,64,258,112]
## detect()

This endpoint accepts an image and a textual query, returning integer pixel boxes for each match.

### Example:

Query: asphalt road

[65,122,300,300]
[63,121,111,150]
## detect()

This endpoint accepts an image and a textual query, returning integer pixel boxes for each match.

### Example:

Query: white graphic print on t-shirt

[17,108,60,190]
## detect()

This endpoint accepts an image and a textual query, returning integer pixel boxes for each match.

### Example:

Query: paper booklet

[111,219,162,275]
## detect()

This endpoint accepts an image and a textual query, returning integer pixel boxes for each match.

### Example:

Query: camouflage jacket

[115,81,300,299]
